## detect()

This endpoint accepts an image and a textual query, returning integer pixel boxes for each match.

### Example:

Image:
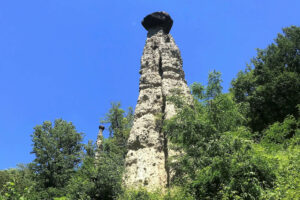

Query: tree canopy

[30,119,83,198]
[231,26,300,132]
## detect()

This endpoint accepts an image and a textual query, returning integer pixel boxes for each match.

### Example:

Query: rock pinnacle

[123,12,192,190]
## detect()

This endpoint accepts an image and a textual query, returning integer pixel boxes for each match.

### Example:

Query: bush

[164,80,277,199]
[118,187,194,200]
[67,139,124,200]
[263,115,299,146]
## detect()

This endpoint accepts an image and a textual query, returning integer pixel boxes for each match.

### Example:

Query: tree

[67,140,124,200]
[231,26,300,132]
[206,70,223,100]
[101,102,133,158]
[67,103,134,200]
[30,119,83,198]
[164,72,275,199]
[190,70,223,101]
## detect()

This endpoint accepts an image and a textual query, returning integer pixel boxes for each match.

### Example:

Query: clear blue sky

[0,0,299,169]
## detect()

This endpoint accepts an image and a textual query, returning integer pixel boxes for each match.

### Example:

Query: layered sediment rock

[123,12,192,189]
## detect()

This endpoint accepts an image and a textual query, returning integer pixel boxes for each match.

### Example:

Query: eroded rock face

[123,12,192,190]
[95,125,105,161]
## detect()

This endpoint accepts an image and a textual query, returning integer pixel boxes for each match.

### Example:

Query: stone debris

[123,11,192,190]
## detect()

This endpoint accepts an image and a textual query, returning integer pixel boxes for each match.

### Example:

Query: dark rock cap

[142,11,173,34]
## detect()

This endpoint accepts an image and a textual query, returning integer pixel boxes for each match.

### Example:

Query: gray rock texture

[95,125,104,161]
[123,12,192,190]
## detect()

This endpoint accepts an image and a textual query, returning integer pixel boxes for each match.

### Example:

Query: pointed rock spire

[95,125,105,161]
[123,11,192,190]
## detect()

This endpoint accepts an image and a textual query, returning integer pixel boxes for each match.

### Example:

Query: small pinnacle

[142,11,173,34]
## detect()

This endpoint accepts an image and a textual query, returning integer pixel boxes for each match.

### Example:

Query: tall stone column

[95,125,105,161]
[123,12,192,190]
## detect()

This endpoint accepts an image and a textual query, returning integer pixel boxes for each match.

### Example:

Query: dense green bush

[0,164,39,200]
[67,139,124,200]
[118,187,193,200]
[257,114,300,199]
[262,114,299,146]
[164,71,277,199]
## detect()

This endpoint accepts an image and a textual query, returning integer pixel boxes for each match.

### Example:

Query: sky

[0,0,299,169]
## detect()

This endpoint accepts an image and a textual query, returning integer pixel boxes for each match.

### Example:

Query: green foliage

[231,26,300,132]
[101,102,133,158]
[230,65,254,103]
[165,72,276,199]
[0,165,38,200]
[190,70,223,101]
[256,114,300,199]
[30,119,83,199]
[272,146,300,199]
[262,115,299,146]
[0,171,10,190]
[67,103,133,200]
[256,144,300,200]
[1,182,23,200]
[206,70,223,100]
[101,102,133,139]
[67,139,124,200]
[118,188,162,200]
[118,187,193,200]
[53,197,69,200]
[190,82,205,100]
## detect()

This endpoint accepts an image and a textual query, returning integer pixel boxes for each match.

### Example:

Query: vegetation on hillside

[0,26,299,200]
[231,26,300,133]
